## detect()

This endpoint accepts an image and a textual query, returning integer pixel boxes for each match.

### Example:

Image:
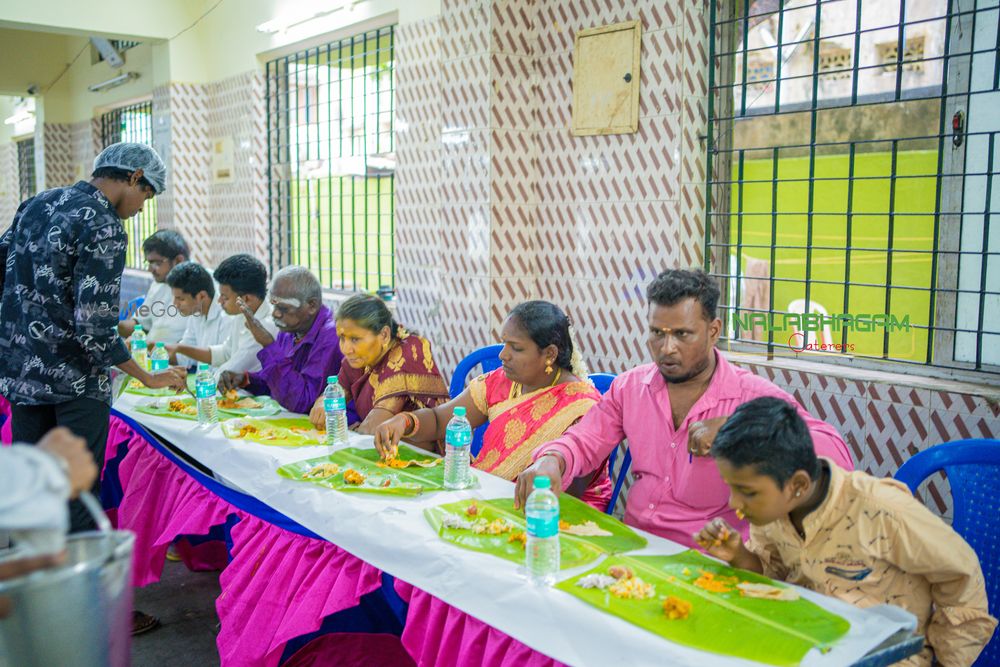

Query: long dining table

[88,390,922,667]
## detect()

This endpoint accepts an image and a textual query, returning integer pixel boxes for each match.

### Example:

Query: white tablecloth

[114,392,915,667]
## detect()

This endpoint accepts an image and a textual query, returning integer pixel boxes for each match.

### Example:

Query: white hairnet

[93,142,167,194]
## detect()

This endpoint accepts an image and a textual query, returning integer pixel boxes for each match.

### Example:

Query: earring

[795,491,801,498]
[545,361,553,375]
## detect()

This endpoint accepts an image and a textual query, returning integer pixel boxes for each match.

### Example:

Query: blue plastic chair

[119,295,145,322]
[449,344,503,456]
[588,372,615,396]
[895,438,1000,667]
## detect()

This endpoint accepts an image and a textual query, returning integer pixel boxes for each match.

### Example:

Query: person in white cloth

[0,428,97,618]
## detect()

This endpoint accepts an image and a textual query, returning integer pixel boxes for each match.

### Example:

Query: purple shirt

[534,350,854,549]
[246,305,344,414]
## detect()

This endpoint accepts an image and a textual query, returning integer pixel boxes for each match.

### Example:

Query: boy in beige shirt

[695,397,996,667]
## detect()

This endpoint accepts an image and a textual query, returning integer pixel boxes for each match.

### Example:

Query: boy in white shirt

[163,262,236,369]
[208,254,278,375]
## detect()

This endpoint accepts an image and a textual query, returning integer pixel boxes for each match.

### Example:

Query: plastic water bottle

[443,407,472,489]
[131,323,148,370]
[525,476,560,585]
[195,362,218,425]
[150,342,169,373]
[323,376,349,445]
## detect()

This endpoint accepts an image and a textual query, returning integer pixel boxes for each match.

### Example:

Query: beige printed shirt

[748,460,996,667]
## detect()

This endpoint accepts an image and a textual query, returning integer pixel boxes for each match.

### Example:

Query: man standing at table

[514,268,853,548]
[218,266,344,414]
[0,143,186,533]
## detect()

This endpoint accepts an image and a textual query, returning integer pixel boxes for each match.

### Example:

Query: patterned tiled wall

[153,82,212,265]
[395,0,711,374]
[69,119,100,181]
[205,71,268,266]
[0,142,19,233]
[395,17,445,353]
[43,122,74,187]
[147,76,265,269]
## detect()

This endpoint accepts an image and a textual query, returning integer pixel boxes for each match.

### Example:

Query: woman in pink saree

[375,300,610,509]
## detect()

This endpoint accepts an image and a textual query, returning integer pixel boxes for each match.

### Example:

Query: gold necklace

[512,368,561,399]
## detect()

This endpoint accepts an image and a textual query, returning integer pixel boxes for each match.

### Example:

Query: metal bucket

[0,493,134,667]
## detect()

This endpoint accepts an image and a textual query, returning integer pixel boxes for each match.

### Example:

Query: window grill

[265,26,395,292]
[15,137,35,201]
[707,0,1000,376]
[100,100,156,270]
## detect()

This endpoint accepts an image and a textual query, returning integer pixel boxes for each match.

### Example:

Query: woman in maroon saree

[309,294,448,434]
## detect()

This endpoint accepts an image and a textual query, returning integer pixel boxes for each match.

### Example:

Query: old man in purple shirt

[218,266,344,414]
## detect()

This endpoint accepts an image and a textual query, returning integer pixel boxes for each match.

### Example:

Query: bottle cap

[197,362,210,371]
[155,342,165,348]
[327,376,338,383]
[453,406,466,417]
[134,323,143,331]
[533,476,551,490]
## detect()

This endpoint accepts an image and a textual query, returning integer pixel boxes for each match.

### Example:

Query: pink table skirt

[393,581,567,667]
[0,395,12,445]
[107,415,383,667]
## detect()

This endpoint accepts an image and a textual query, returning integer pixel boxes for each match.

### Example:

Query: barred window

[265,26,395,292]
[708,1,999,375]
[100,100,156,270]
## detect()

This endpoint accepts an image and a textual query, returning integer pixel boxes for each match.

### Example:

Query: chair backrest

[119,296,145,322]
[588,373,615,396]
[895,438,1000,667]
[449,344,503,457]
[606,445,632,516]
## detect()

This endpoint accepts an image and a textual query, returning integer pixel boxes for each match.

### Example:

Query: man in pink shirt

[513,269,854,548]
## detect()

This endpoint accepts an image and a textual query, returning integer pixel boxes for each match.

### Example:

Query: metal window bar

[16,137,36,201]
[99,100,155,270]
[264,26,395,292]
[707,0,1000,377]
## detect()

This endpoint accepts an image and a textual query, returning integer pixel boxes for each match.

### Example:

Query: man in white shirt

[163,262,237,369]
[207,254,277,375]
[118,230,189,344]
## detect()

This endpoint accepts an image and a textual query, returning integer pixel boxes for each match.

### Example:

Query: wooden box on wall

[572,20,642,136]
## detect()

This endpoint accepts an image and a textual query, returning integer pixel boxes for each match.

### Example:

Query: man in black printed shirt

[0,143,186,534]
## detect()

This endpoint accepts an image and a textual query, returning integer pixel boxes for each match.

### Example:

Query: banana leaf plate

[556,551,850,667]
[134,395,236,422]
[277,446,473,496]
[220,417,320,447]
[424,496,644,570]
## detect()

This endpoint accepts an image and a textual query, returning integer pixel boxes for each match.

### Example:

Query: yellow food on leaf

[663,596,692,620]
[608,575,655,600]
[343,469,365,485]
[692,570,740,594]
[237,424,259,437]
[302,463,340,479]
[167,400,197,416]
[508,530,526,547]
[608,565,634,580]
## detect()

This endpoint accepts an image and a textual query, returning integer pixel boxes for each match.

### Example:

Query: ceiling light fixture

[255,0,360,34]
[88,72,139,93]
